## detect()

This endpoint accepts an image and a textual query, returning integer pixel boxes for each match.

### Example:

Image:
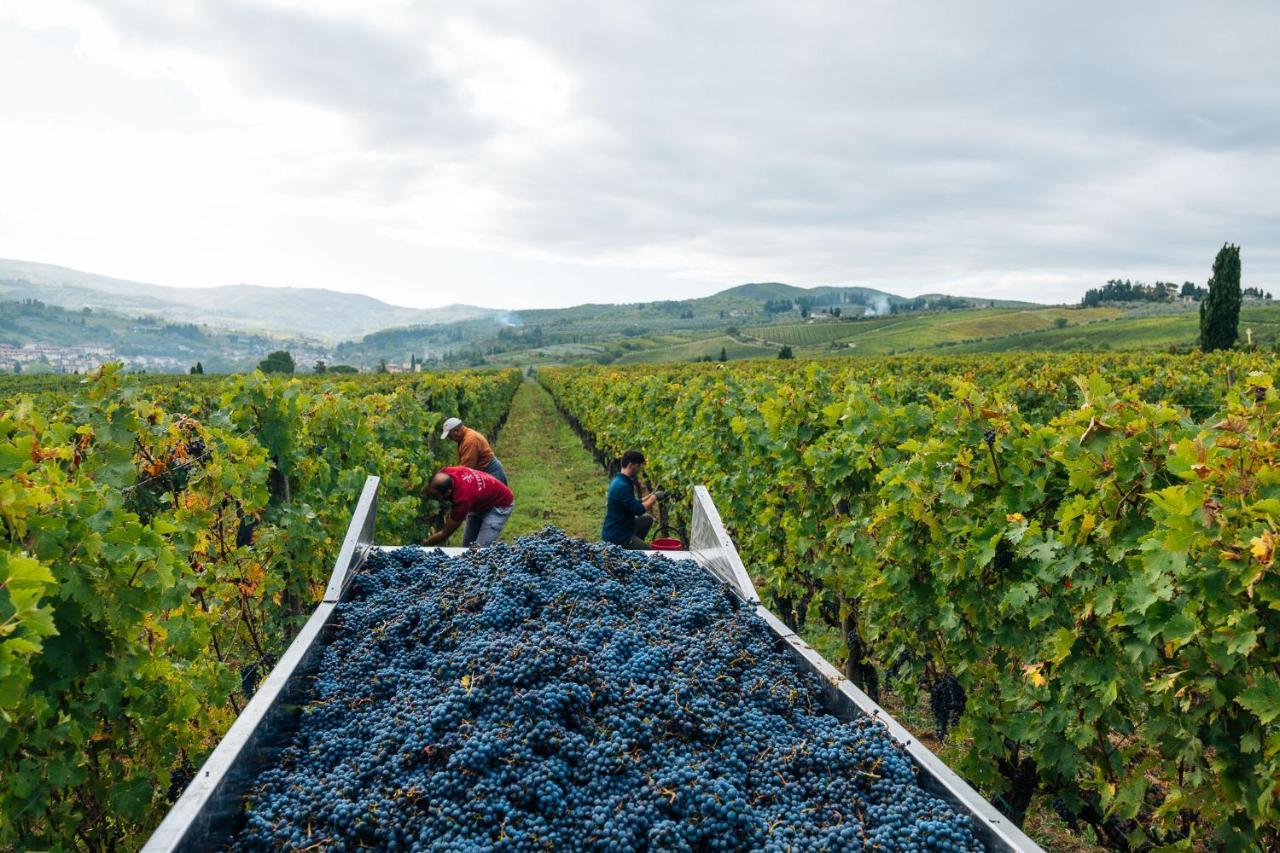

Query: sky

[1,1,1277,310]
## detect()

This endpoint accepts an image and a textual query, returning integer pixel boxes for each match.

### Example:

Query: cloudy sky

[1,1,1276,309]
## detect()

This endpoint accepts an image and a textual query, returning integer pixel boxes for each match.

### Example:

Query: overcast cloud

[1,0,1276,308]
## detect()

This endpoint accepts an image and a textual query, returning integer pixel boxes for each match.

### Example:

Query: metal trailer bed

[144,476,1041,852]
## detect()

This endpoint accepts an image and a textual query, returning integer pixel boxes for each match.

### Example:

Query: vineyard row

[0,366,522,848]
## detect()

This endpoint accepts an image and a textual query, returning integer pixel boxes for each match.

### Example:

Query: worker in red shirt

[423,466,514,547]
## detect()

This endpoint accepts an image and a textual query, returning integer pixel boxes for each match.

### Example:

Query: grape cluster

[240,653,277,699]
[166,757,195,804]
[929,675,966,742]
[1050,796,1079,833]
[234,530,982,851]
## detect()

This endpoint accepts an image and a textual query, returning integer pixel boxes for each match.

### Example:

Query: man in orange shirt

[441,417,507,484]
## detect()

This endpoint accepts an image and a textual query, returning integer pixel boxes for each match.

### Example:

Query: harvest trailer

[145,477,1041,852]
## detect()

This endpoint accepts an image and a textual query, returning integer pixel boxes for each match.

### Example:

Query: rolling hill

[616,303,1280,364]
[0,259,499,341]
[332,283,1033,367]
[0,298,326,373]
[7,255,1272,374]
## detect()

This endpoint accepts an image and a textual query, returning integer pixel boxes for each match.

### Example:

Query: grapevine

[543,352,1280,847]
[0,365,521,848]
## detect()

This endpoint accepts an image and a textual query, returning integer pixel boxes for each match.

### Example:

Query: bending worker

[602,450,665,549]
[441,417,507,483]
[423,466,514,547]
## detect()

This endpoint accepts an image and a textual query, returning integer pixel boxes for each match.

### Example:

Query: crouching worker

[602,450,665,550]
[423,466,514,547]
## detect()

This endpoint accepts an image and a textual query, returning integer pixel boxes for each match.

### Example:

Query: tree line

[1076,244,1265,352]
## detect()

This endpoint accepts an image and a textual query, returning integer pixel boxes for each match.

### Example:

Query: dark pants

[621,513,653,550]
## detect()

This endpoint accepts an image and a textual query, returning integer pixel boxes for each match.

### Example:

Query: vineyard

[747,321,871,347]
[542,352,1280,850]
[613,334,778,364]
[3,350,1278,850]
[745,308,1126,353]
[0,365,521,848]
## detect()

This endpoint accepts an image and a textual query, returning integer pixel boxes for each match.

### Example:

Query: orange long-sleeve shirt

[456,427,496,470]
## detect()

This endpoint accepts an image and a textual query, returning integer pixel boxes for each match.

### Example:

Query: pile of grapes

[235,531,982,851]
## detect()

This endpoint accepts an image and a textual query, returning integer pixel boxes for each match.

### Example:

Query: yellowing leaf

[1047,628,1076,664]
[1,554,55,588]
[1022,663,1047,688]
[1250,532,1274,566]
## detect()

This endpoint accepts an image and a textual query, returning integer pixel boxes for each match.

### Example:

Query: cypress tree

[1199,243,1241,351]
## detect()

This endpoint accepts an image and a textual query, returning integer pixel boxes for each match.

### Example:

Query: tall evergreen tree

[1199,243,1242,351]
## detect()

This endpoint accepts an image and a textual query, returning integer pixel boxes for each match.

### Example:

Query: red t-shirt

[442,466,513,521]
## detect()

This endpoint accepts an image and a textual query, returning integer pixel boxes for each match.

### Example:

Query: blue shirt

[602,473,646,545]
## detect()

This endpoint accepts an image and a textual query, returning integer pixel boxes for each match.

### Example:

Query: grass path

[493,380,606,540]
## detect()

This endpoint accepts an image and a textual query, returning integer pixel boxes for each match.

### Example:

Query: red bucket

[650,537,684,551]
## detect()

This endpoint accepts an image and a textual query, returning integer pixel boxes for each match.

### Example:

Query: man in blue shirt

[602,449,664,549]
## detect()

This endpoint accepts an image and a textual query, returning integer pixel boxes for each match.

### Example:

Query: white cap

[440,417,463,439]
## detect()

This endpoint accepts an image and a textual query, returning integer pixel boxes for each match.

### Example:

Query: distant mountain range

[0,259,500,341]
[4,255,1273,375]
[0,256,1047,373]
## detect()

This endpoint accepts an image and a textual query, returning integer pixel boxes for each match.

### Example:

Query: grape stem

[986,442,1003,485]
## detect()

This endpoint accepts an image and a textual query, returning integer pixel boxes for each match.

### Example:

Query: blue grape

[233,529,982,851]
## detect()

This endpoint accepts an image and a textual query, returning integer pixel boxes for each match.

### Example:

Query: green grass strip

[492,380,607,540]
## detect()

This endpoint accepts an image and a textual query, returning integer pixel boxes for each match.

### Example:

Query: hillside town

[0,342,322,375]
[0,343,184,374]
